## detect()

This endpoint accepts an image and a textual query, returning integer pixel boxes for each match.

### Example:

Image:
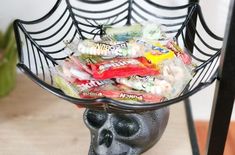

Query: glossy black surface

[114,116,140,137]
[206,0,235,154]
[87,110,108,129]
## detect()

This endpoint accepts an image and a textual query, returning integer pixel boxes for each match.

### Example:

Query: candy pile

[53,22,194,104]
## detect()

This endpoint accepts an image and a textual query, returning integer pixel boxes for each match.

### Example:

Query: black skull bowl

[84,108,169,155]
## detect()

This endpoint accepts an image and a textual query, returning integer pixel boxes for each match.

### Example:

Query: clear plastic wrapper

[104,23,142,41]
[159,57,192,98]
[76,39,145,58]
[80,84,165,103]
[166,40,192,65]
[116,58,193,99]
[57,22,195,103]
[141,22,167,40]
[52,68,80,98]
[61,58,92,81]
[116,76,172,98]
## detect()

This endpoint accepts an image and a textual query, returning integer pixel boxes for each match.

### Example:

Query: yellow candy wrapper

[144,43,175,65]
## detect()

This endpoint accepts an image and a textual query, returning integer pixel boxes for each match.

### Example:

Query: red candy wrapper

[74,79,114,91]
[89,58,159,80]
[70,56,93,74]
[80,84,165,103]
[166,40,192,65]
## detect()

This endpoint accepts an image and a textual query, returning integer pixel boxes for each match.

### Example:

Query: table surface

[0,74,192,155]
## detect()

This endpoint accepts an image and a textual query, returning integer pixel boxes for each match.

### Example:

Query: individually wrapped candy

[76,39,145,58]
[80,84,165,103]
[116,58,193,99]
[144,42,175,65]
[61,58,92,81]
[159,57,193,98]
[54,61,114,94]
[116,76,172,98]
[69,55,103,74]
[73,78,114,92]
[104,23,142,41]
[142,22,167,40]
[166,40,192,65]
[52,68,80,98]
[56,22,195,103]
[89,57,160,80]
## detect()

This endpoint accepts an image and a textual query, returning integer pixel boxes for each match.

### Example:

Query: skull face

[84,108,169,155]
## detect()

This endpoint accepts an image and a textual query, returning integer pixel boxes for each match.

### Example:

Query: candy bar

[104,24,142,41]
[89,58,160,80]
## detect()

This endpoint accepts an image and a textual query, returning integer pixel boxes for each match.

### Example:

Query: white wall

[0,0,234,120]
[0,0,57,30]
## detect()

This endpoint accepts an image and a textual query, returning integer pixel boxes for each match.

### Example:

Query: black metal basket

[14,0,223,113]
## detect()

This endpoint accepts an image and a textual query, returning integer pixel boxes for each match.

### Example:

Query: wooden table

[0,75,192,155]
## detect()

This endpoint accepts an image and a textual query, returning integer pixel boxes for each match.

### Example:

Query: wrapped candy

[142,22,167,40]
[61,58,92,81]
[104,23,142,41]
[69,55,103,74]
[89,58,160,80]
[53,70,80,98]
[80,84,165,103]
[144,42,175,65]
[55,22,195,103]
[117,58,193,99]
[159,58,192,97]
[74,78,114,91]
[166,40,192,65]
[76,39,145,58]
[116,76,172,98]
[54,61,114,92]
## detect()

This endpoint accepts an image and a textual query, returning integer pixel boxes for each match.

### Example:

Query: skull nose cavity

[99,129,113,148]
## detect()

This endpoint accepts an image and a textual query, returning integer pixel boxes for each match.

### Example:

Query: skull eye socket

[114,116,140,137]
[86,110,107,128]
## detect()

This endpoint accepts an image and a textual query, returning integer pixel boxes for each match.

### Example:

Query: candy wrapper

[104,24,142,41]
[54,61,114,92]
[55,22,196,104]
[116,76,172,98]
[80,84,165,103]
[159,58,192,97]
[52,68,80,98]
[104,22,166,41]
[142,22,167,40]
[144,42,175,65]
[76,39,145,58]
[69,55,103,74]
[61,58,92,81]
[117,58,193,99]
[89,57,159,80]
[73,78,113,91]
[166,40,192,65]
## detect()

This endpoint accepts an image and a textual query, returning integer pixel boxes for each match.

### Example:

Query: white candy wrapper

[74,39,145,58]
[159,57,193,98]
[141,21,167,41]
[116,58,193,99]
